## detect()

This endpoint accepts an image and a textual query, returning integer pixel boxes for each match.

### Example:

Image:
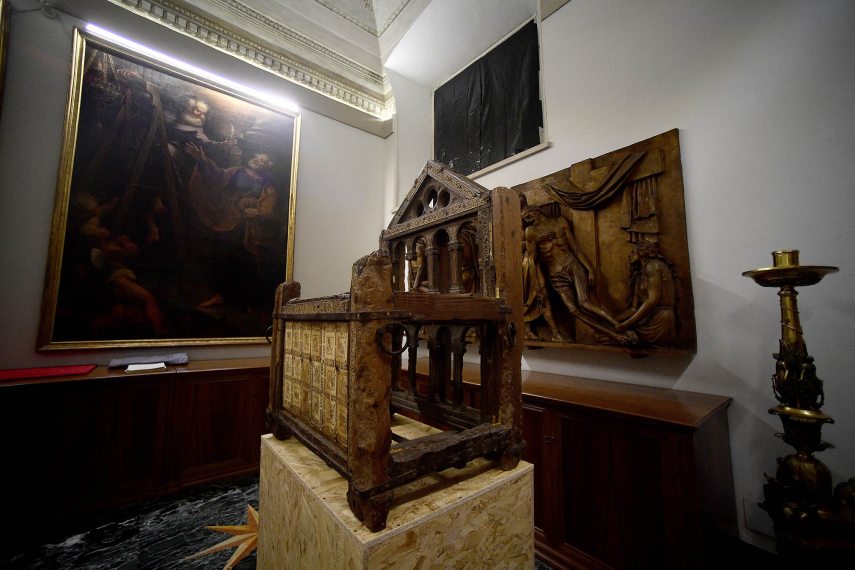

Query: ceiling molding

[108,0,394,120]
[209,0,385,84]
[538,0,570,20]
[313,0,380,36]
[312,0,414,38]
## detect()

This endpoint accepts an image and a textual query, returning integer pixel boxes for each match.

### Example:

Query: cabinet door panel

[522,403,546,532]
[172,371,265,484]
[560,413,668,569]
[90,378,170,501]
[559,413,611,555]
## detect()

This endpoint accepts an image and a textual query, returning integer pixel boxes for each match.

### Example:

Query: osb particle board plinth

[257,415,533,569]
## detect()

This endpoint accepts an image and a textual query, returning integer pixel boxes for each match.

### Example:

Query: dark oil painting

[39,29,299,350]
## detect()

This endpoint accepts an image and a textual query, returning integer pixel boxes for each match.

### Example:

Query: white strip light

[85,24,300,114]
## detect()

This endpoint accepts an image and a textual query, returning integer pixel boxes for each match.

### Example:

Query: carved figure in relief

[459,223,479,294]
[522,239,561,340]
[616,242,678,345]
[408,238,429,292]
[522,198,635,345]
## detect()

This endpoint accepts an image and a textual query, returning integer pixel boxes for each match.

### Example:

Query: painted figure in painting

[167,93,241,184]
[74,191,169,337]
[184,141,281,311]
[169,94,210,146]
[616,241,679,345]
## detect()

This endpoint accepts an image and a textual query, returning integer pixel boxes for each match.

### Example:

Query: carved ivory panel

[283,320,349,448]
[512,129,696,354]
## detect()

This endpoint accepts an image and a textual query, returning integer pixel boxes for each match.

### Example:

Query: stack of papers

[125,362,167,373]
[108,353,189,369]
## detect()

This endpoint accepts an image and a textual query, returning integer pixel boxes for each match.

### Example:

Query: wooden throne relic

[267,161,524,531]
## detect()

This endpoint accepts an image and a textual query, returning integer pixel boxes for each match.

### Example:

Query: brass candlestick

[743,250,854,557]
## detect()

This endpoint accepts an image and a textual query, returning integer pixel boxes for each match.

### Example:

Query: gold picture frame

[38,28,300,350]
[0,0,10,114]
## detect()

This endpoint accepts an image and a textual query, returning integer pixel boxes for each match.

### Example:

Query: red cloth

[0,364,97,381]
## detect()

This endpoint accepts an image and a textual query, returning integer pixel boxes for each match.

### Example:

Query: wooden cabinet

[0,358,269,548]
[171,363,269,487]
[407,359,736,569]
[523,373,736,569]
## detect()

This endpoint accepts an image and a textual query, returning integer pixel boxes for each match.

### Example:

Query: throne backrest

[382,161,498,297]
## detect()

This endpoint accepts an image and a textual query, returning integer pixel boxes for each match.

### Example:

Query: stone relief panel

[512,129,696,354]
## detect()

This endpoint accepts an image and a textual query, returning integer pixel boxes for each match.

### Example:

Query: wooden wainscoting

[0,358,269,549]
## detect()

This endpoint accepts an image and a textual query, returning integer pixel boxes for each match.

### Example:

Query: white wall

[292,109,388,295]
[467,0,855,550]
[386,69,433,209]
[0,0,388,367]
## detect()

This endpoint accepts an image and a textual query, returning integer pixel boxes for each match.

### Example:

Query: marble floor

[3,474,552,569]
[2,476,260,570]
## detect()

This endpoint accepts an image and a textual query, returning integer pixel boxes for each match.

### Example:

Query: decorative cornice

[216,0,385,85]
[109,0,393,119]
[314,0,378,36]
[376,0,413,36]
[284,295,350,314]
[313,0,412,37]
[382,196,489,240]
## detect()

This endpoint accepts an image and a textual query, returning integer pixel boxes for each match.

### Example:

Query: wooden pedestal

[257,415,534,569]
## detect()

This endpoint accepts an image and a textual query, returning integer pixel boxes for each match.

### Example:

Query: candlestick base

[744,250,852,558]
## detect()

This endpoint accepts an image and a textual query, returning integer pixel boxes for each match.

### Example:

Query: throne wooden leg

[267,410,292,441]
[347,483,392,532]
[499,449,521,471]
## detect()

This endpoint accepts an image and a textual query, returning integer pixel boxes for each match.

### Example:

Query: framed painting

[38,28,300,350]
[0,0,10,114]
